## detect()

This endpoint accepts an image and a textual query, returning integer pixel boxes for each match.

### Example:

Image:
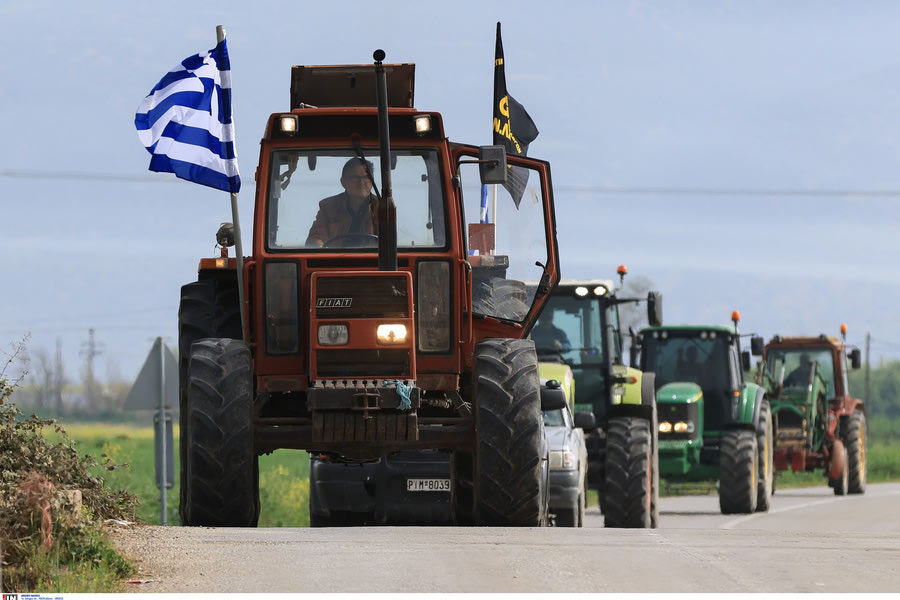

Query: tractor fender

[608,371,655,422]
[732,383,765,429]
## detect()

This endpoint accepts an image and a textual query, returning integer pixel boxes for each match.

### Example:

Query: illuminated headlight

[376,324,408,345]
[659,421,673,434]
[550,448,577,470]
[673,421,694,434]
[594,286,607,296]
[280,115,298,135]
[575,286,589,297]
[414,114,432,135]
[317,324,348,345]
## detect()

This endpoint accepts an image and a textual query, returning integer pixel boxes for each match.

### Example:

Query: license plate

[406,478,451,492]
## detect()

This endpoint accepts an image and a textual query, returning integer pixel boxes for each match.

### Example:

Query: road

[113,482,900,593]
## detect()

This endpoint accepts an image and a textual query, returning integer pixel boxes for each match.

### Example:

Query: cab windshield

[642,331,732,391]
[765,347,836,398]
[266,149,447,250]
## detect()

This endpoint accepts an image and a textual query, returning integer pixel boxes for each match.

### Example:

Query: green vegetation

[62,422,311,527]
[1,352,138,593]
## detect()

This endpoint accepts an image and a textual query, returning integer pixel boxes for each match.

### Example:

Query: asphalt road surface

[113,482,900,593]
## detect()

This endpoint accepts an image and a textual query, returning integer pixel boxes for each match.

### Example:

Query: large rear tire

[183,338,259,527]
[845,411,867,494]
[719,428,758,514]
[604,416,653,528]
[756,400,774,512]
[473,338,547,526]
[178,279,241,523]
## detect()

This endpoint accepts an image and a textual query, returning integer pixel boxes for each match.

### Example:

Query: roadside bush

[1,357,138,592]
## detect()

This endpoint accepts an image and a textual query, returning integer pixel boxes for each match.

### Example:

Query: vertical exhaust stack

[373,49,398,272]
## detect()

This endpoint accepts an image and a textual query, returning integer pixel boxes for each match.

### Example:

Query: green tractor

[637,311,774,514]
[756,325,866,495]
[530,270,663,527]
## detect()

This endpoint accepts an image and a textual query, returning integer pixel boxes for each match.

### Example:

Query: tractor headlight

[659,421,673,434]
[414,114,432,135]
[377,324,408,345]
[673,421,694,434]
[550,448,577,470]
[317,324,349,346]
[280,115,298,135]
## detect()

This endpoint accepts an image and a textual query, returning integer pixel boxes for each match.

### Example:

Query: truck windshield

[266,149,446,250]
[765,347,836,398]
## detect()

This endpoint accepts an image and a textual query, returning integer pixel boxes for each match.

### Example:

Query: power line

[5,168,900,197]
[0,168,176,184]
[555,185,900,198]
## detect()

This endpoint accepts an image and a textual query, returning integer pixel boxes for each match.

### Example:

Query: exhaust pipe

[373,49,397,272]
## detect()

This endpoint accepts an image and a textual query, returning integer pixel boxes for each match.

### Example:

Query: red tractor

[756,325,866,494]
[177,53,561,526]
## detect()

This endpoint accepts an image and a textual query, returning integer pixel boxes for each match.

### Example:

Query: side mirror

[750,336,765,356]
[478,145,508,185]
[849,348,861,370]
[574,411,597,430]
[540,380,568,411]
[647,291,663,327]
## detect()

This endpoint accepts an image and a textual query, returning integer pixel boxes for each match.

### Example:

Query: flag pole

[217,25,248,341]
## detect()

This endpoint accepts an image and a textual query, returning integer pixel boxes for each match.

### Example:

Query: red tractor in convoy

[756,325,866,494]
[177,52,561,526]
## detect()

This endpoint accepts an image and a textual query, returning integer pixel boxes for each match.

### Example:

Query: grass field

[57,421,900,525]
[58,422,311,527]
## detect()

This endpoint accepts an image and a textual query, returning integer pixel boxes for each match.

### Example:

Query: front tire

[719,429,758,514]
[604,416,653,528]
[183,338,259,527]
[473,338,547,526]
[756,400,774,512]
[845,411,867,494]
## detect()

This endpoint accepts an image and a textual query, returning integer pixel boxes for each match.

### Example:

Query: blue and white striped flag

[135,38,240,193]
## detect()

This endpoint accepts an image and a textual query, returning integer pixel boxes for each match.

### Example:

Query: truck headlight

[550,448,577,470]
[376,324,408,345]
[317,324,349,345]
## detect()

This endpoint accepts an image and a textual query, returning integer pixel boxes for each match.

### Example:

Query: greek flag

[135,38,240,193]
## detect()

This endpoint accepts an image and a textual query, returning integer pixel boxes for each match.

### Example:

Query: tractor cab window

[266,149,446,251]
[458,159,551,323]
[765,347,836,398]
[642,332,731,390]
[642,330,735,430]
[530,293,606,410]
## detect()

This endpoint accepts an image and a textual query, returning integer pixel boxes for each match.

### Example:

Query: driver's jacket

[305,192,378,246]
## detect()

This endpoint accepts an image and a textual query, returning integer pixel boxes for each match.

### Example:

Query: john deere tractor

[757,324,866,495]
[530,271,663,527]
[637,312,774,514]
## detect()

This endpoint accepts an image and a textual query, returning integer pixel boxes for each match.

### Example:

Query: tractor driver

[785,353,813,387]
[305,158,378,247]
[531,311,571,354]
[676,345,705,384]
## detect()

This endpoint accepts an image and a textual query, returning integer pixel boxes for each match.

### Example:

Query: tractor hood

[657,381,703,405]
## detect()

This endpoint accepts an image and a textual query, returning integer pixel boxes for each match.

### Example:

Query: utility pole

[80,328,102,406]
[865,332,871,407]
[54,337,64,415]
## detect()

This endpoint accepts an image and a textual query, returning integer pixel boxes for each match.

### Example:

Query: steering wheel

[322,233,379,248]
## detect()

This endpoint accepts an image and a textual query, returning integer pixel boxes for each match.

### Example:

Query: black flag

[493,21,539,207]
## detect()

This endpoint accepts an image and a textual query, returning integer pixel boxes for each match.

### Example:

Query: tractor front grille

[316,349,410,378]
[315,275,410,319]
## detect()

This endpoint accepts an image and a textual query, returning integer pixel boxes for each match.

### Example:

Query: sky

[2,1,900,387]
